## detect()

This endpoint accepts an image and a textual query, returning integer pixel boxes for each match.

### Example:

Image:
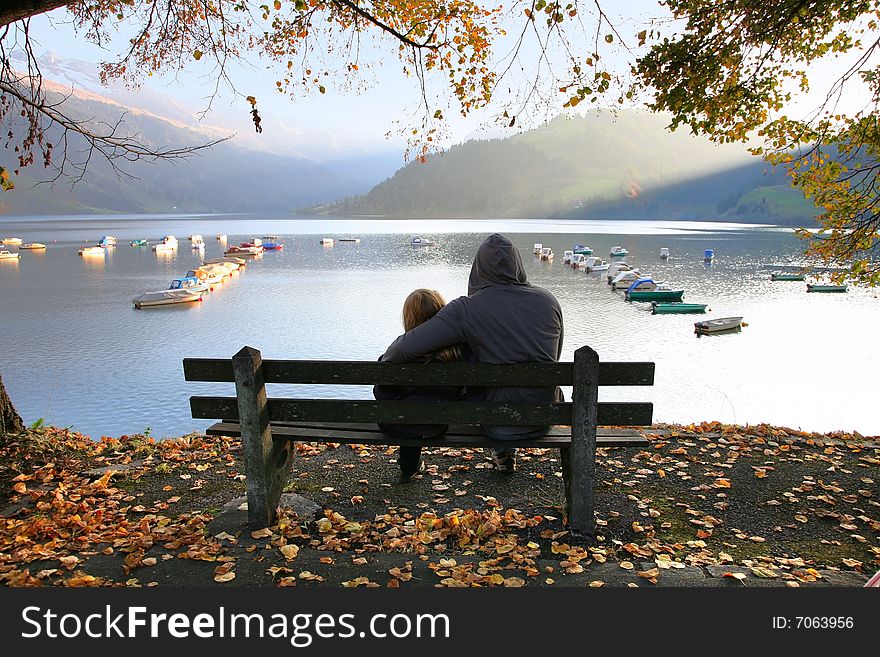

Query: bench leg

[569,346,599,539]
[233,346,292,528]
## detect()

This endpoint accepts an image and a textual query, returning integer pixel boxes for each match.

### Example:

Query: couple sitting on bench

[375,233,564,481]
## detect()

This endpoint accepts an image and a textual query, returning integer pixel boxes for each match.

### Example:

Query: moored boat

[540,247,554,261]
[20,243,47,250]
[98,236,117,247]
[607,260,633,283]
[169,276,209,294]
[660,247,670,259]
[694,316,743,334]
[130,239,148,247]
[204,256,245,268]
[626,278,685,302]
[216,234,227,242]
[704,249,715,262]
[0,249,20,260]
[573,244,593,256]
[132,288,203,308]
[533,243,543,255]
[570,253,586,269]
[562,250,574,264]
[153,236,178,252]
[652,302,707,314]
[610,245,628,257]
[225,245,261,257]
[261,236,284,250]
[610,269,643,290]
[339,237,360,243]
[78,246,105,256]
[806,283,847,293]
[410,236,435,247]
[2,237,23,246]
[582,256,609,272]
[770,273,805,281]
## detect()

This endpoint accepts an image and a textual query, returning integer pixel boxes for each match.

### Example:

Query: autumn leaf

[280,544,299,560]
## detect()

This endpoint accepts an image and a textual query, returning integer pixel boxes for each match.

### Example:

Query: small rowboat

[694,316,743,334]
[807,284,847,293]
[628,288,685,302]
[770,273,805,281]
[133,289,203,308]
[652,302,707,314]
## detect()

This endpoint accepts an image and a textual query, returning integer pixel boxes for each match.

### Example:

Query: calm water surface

[1,214,878,438]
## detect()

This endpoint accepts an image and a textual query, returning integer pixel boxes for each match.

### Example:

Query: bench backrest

[184,345,654,427]
[184,345,654,532]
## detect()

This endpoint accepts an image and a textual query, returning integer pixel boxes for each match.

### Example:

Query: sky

[15,1,879,166]
[18,1,666,165]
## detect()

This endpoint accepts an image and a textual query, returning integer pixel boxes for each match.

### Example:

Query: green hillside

[324,111,819,225]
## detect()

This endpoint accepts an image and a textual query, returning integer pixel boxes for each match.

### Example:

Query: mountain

[0,57,369,215]
[322,111,819,225]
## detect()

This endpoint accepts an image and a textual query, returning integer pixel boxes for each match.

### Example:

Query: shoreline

[1,421,877,588]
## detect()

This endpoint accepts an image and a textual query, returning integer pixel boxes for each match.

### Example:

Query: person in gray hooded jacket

[380,233,564,470]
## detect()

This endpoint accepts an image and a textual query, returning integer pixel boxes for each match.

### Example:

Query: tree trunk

[0,373,24,435]
[0,1,70,28]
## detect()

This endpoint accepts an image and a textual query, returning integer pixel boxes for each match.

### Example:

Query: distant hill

[0,72,362,215]
[320,111,819,225]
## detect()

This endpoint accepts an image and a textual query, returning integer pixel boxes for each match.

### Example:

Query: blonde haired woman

[374,289,465,481]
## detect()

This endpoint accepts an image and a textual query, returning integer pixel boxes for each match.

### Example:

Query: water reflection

[0,217,877,439]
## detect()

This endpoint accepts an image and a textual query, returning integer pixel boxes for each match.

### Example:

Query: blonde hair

[402,289,460,363]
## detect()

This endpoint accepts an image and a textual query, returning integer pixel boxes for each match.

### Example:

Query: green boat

[806,284,847,293]
[652,302,707,314]
[770,273,805,281]
[573,243,593,255]
[627,289,685,302]
[130,239,148,246]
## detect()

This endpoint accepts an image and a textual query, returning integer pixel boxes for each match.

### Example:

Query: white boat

[660,247,670,259]
[540,247,554,261]
[321,237,336,246]
[570,253,586,269]
[582,256,609,272]
[562,250,574,264]
[20,243,47,250]
[533,243,543,255]
[132,288,203,308]
[186,268,224,287]
[78,246,105,257]
[606,261,633,284]
[153,235,178,252]
[190,234,205,246]
[225,245,262,257]
[2,237,23,245]
[410,236,435,247]
[216,234,227,242]
[204,257,244,269]
[610,245,629,257]
[98,235,117,247]
[610,270,644,290]
[694,316,743,334]
[169,276,209,294]
[0,249,20,260]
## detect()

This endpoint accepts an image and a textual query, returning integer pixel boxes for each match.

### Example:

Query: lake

[1,214,878,439]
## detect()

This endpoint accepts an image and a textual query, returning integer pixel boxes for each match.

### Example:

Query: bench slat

[203,421,649,448]
[183,359,655,387]
[190,396,653,426]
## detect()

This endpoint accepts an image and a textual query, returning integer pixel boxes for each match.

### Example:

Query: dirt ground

[0,422,877,587]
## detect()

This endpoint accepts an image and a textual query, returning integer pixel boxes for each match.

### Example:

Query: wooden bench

[184,345,654,537]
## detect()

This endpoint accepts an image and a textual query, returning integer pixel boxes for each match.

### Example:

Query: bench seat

[204,420,649,448]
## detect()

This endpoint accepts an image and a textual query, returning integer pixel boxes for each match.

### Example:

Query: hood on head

[468,233,529,295]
